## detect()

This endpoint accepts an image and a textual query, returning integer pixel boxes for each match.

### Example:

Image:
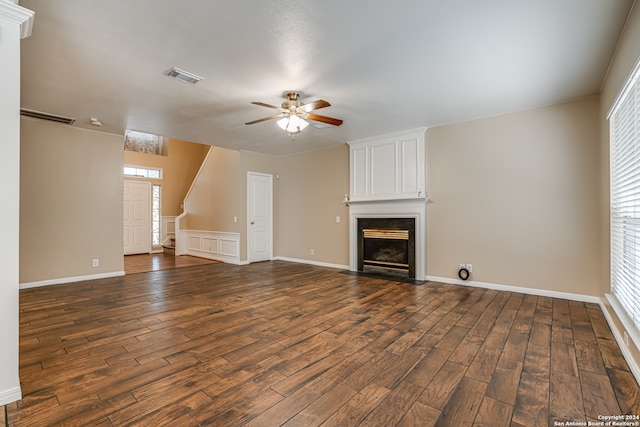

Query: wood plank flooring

[5,261,640,426]
[124,253,219,275]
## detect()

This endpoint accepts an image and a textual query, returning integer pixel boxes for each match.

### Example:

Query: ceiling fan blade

[299,99,331,113]
[251,101,286,111]
[306,113,343,126]
[245,113,287,125]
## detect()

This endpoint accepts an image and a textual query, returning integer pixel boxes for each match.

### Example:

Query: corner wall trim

[19,271,125,289]
[0,1,34,38]
[273,256,349,271]
[426,275,601,304]
[0,385,22,406]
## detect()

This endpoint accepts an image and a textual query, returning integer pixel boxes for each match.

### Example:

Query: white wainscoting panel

[182,230,241,264]
[202,237,218,254]
[187,236,201,251]
[220,238,239,257]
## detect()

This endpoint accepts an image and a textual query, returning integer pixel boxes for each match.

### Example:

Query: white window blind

[610,59,640,334]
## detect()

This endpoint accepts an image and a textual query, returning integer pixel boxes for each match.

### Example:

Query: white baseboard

[185,250,249,266]
[601,295,640,385]
[426,275,601,304]
[273,256,349,270]
[19,271,125,289]
[0,385,22,406]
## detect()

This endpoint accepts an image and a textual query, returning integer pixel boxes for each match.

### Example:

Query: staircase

[162,237,176,255]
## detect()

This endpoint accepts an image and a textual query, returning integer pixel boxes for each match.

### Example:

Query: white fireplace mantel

[348,198,427,281]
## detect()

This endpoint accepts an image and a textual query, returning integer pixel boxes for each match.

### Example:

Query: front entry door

[247,172,272,263]
[124,180,151,255]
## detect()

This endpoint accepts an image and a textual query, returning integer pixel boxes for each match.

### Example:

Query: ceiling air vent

[163,67,203,84]
[20,108,76,125]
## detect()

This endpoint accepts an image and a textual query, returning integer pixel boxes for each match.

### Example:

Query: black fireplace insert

[357,218,415,278]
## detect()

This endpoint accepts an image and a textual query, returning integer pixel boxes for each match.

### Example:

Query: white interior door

[124,180,151,255]
[247,172,272,263]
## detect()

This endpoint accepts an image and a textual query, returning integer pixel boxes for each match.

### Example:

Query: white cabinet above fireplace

[348,128,426,202]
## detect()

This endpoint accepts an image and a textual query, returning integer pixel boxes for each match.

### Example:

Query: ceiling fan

[245,91,343,135]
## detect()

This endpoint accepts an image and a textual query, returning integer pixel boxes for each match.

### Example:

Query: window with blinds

[610,59,640,335]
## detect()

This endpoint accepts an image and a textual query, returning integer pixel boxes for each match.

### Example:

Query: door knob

[251,221,255,225]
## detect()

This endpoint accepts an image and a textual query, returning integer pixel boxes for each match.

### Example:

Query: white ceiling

[19,0,634,155]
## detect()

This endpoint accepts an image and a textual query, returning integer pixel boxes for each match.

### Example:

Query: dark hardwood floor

[4,261,640,426]
[124,253,219,275]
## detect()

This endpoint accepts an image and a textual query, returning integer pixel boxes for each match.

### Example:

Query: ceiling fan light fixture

[277,114,308,134]
[246,91,341,134]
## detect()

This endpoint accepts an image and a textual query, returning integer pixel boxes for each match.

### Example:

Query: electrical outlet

[624,331,630,347]
[310,249,315,255]
[459,264,472,274]
[92,259,99,267]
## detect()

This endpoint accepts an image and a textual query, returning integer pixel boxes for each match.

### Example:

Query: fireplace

[347,128,428,280]
[358,218,415,278]
[348,199,427,281]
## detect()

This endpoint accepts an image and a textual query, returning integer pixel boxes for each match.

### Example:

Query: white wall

[0,0,33,405]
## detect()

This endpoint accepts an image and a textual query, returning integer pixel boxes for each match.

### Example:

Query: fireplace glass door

[357,218,415,278]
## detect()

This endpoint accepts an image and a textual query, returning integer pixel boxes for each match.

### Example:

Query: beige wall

[20,118,124,284]
[124,138,209,216]
[426,96,601,295]
[184,147,279,260]
[185,147,243,232]
[598,2,640,374]
[275,145,350,265]
[184,144,349,264]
